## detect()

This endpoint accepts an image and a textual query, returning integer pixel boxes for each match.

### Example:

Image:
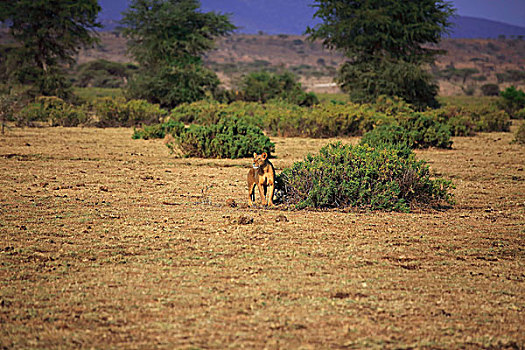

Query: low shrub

[399,113,452,148]
[17,96,89,127]
[71,59,138,89]
[92,98,168,127]
[360,124,414,149]
[276,142,454,212]
[168,100,376,138]
[515,108,525,119]
[169,101,265,129]
[434,105,510,135]
[132,120,185,140]
[361,113,452,149]
[480,83,500,96]
[513,123,525,145]
[499,86,525,118]
[170,117,275,159]
[238,70,319,106]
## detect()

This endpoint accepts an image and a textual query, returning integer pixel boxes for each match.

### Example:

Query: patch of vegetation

[132,120,185,140]
[276,142,454,212]
[434,105,510,136]
[360,115,452,149]
[480,84,500,96]
[0,0,101,99]
[120,0,235,109]
[165,97,508,140]
[168,117,274,159]
[17,96,89,127]
[499,86,525,118]
[337,58,440,110]
[73,87,124,102]
[306,1,453,109]
[90,97,168,127]
[169,101,265,128]
[167,99,378,138]
[70,59,138,88]
[513,123,525,145]
[238,70,319,106]
[495,69,525,84]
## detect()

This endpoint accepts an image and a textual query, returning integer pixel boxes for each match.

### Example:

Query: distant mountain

[448,16,525,39]
[98,0,525,39]
[200,0,319,35]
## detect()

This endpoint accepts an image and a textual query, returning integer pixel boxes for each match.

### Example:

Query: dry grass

[0,127,524,349]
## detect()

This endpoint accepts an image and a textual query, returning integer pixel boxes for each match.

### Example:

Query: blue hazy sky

[98,0,525,29]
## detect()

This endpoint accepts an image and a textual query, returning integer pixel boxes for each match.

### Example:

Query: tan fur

[247,152,275,206]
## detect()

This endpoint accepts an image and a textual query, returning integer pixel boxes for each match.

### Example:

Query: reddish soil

[0,127,524,349]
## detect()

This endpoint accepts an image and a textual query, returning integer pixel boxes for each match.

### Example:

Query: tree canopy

[121,0,236,107]
[0,0,101,98]
[306,0,455,108]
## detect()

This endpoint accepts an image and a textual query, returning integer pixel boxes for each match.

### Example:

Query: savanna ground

[0,125,524,349]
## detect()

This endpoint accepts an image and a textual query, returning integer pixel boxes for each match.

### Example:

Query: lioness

[247,152,275,206]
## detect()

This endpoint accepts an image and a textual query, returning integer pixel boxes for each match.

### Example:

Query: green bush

[126,64,221,109]
[132,120,185,140]
[361,112,452,149]
[360,124,414,149]
[165,97,508,141]
[499,86,525,118]
[276,142,453,212]
[17,96,89,127]
[361,112,452,148]
[515,108,525,119]
[169,100,265,128]
[238,70,319,106]
[480,83,500,96]
[92,98,168,127]
[170,117,275,159]
[434,105,510,135]
[513,123,525,145]
[71,59,138,88]
[338,59,440,110]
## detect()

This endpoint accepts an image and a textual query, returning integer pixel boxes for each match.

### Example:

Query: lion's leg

[248,181,256,206]
[267,181,275,206]
[257,183,267,206]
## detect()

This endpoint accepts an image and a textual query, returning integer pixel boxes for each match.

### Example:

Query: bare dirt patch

[0,127,524,348]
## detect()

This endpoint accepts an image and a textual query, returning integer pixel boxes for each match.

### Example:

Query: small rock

[99,186,109,192]
[332,292,350,299]
[275,214,289,222]
[237,216,253,225]
[226,198,237,207]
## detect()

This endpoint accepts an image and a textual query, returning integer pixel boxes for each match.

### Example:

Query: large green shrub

[169,100,265,128]
[132,120,185,140]
[361,112,452,149]
[276,142,454,212]
[480,83,500,96]
[168,99,380,138]
[499,86,525,118]
[126,64,221,109]
[170,117,274,159]
[434,105,510,135]
[17,96,89,127]
[337,59,440,110]
[238,70,319,106]
[92,97,168,127]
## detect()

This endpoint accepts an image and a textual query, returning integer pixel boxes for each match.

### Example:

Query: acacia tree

[0,0,101,98]
[120,0,235,108]
[306,0,455,109]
